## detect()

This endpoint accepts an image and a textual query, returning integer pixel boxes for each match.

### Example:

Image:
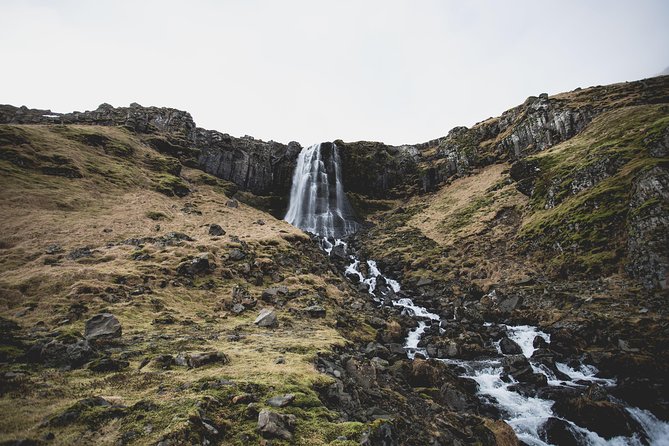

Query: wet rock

[84,313,121,341]
[266,394,295,408]
[257,409,296,440]
[539,417,584,446]
[208,224,225,236]
[502,355,547,386]
[552,396,646,440]
[499,337,523,355]
[303,304,326,318]
[254,308,277,327]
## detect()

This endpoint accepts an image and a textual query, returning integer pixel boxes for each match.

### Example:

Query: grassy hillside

[0,124,375,445]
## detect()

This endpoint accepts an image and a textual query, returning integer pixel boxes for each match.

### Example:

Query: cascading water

[284,142,359,238]
[282,141,669,445]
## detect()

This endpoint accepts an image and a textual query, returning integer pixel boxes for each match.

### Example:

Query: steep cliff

[0,103,301,214]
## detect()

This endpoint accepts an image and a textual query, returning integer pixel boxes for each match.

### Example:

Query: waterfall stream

[283,143,669,445]
[284,142,359,238]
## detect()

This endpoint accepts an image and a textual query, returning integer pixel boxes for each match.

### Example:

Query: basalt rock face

[0,103,301,201]
[626,165,669,289]
[342,76,669,196]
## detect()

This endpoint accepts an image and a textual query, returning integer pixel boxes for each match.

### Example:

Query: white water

[284,143,359,238]
[283,146,669,445]
[344,259,669,445]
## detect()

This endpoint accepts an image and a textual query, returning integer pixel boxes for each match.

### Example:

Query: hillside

[1,76,668,446]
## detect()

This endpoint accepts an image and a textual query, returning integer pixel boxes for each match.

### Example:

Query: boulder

[176,253,213,276]
[502,355,547,386]
[303,304,326,318]
[257,409,296,440]
[266,394,295,408]
[538,418,583,446]
[228,248,246,261]
[186,351,229,368]
[499,337,523,355]
[553,396,646,440]
[84,313,121,341]
[261,286,288,302]
[254,308,277,327]
[208,224,225,236]
[87,357,130,372]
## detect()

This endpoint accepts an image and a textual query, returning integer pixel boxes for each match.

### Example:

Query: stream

[338,241,669,446]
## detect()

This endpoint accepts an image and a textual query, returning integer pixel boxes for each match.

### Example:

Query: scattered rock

[257,409,296,440]
[185,351,230,368]
[303,304,326,318]
[45,244,62,254]
[226,199,239,208]
[176,253,214,276]
[84,313,121,341]
[87,357,130,372]
[228,248,246,261]
[499,337,523,355]
[208,224,225,236]
[254,308,277,328]
[67,247,93,260]
[266,394,295,408]
[261,286,288,302]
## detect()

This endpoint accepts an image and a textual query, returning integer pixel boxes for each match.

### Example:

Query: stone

[228,248,246,261]
[303,304,326,318]
[176,253,213,276]
[208,224,225,236]
[553,396,646,440]
[67,247,93,260]
[538,417,584,446]
[261,286,289,302]
[87,357,130,372]
[226,199,239,208]
[84,313,121,341]
[254,308,277,327]
[231,303,245,314]
[266,394,295,408]
[257,409,296,440]
[186,351,229,368]
[499,337,523,355]
[45,244,63,254]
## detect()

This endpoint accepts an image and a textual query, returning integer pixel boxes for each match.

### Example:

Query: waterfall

[284,142,359,238]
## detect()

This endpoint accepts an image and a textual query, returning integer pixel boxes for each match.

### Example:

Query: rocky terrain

[0,75,668,445]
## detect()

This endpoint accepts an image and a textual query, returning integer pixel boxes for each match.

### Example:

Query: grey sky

[1,1,668,146]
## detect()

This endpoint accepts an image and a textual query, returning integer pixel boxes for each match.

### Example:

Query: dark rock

[225,199,239,208]
[502,355,547,386]
[208,224,225,236]
[45,244,62,254]
[87,357,129,372]
[184,351,229,368]
[228,248,246,261]
[499,337,523,355]
[539,417,585,446]
[67,247,93,260]
[254,308,277,327]
[84,313,121,341]
[176,253,213,276]
[266,394,295,408]
[257,409,296,440]
[553,396,646,440]
[261,286,288,302]
[303,304,326,318]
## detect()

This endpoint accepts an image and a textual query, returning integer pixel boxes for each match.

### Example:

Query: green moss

[154,174,190,197]
[144,156,182,176]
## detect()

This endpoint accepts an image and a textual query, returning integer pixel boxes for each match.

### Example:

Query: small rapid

[338,246,669,446]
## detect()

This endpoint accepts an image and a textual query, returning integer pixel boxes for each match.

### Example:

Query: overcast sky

[1,1,668,146]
